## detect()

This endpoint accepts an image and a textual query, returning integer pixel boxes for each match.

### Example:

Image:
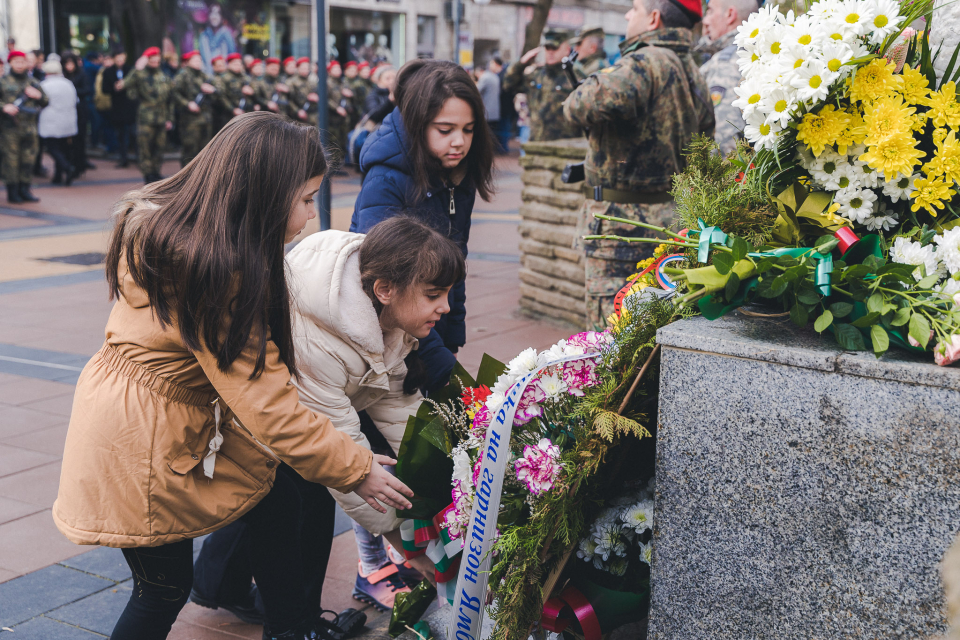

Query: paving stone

[60,547,131,582]
[46,583,131,636]
[0,615,104,638]
[0,564,113,627]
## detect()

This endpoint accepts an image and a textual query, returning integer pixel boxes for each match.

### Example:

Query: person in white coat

[192,216,466,620]
[38,59,78,185]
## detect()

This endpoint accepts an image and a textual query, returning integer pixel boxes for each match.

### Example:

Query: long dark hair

[359,216,467,394]
[105,112,327,379]
[395,59,496,203]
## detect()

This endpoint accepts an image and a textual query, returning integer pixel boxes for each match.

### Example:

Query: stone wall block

[518,239,584,264]
[519,220,578,247]
[523,255,585,285]
[521,185,585,210]
[521,169,557,189]
[520,296,586,327]
[519,268,585,299]
[519,201,580,227]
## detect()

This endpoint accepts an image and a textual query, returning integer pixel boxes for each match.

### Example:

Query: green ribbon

[748,246,834,296]
[693,218,729,263]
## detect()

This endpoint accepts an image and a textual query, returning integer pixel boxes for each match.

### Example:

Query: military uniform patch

[710,85,726,106]
[601,66,616,73]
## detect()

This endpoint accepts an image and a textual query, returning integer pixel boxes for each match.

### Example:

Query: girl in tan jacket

[52,112,413,640]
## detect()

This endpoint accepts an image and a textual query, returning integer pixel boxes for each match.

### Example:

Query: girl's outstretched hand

[354,454,414,514]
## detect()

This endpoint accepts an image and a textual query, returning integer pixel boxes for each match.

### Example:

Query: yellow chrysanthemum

[898,64,931,105]
[859,133,925,179]
[850,58,899,104]
[835,109,867,154]
[911,111,930,133]
[797,105,849,156]
[636,257,656,271]
[910,175,956,214]
[925,81,960,129]
[862,95,915,146]
[924,130,960,184]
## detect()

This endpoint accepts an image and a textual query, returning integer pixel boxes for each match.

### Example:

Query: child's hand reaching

[354,455,414,513]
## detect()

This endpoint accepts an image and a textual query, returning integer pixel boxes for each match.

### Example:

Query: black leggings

[111,465,326,639]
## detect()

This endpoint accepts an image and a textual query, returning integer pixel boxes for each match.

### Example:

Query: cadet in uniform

[343,61,368,124]
[215,52,255,122]
[172,50,215,167]
[209,55,229,134]
[503,29,582,142]
[122,46,173,184]
[326,61,352,154]
[287,57,318,125]
[699,0,757,155]
[281,56,297,83]
[573,27,609,77]
[1,50,47,203]
[253,56,286,114]
[564,0,715,329]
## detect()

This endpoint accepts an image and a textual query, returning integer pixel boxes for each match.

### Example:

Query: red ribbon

[540,586,602,640]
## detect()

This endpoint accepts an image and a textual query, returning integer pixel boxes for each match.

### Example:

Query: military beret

[226,52,242,62]
[667,0,703,21]
[297,57,310,66]
[6,50,25,62]
[266,57,280,65]
[542,29,573,47]
[327,60,340,71]
[211,55,224,64]
[283,56,296,66]
[181,50,200,62]
[143,46,161,58]
[358,61,370,69]
[345,60,357,68]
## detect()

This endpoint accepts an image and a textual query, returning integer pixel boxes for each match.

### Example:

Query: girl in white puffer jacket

[285,216,465,609]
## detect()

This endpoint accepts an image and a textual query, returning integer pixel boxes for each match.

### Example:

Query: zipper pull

[449,188,455,216]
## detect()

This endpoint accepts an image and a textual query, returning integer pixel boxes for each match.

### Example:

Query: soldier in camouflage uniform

[700,0,758,155]
[215,53,255,124]
[343,61,368,124]
[124,47,173,183]
[326,61,352,156]
[573,27,609,77]
[287,57,319,125]
[253,57,287,114]
[1,50,48,203]
[503,29,582,142]
[172,50,216,167]
[564,0,715,329]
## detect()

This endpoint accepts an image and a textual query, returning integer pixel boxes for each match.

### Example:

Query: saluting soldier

[122,46,173,184]
[1,50,48,203]
[573,27,609,77]
[503,29,582,142]
[564,0,715,329]
[215,53,255,122]
[172,50,216,167]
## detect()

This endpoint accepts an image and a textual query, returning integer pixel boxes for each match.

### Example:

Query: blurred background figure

[38,58,79,186]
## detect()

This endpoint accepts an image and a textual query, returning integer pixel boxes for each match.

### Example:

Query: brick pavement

[0,152,577,637]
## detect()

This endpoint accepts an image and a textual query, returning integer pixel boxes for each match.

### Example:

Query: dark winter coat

[350,107,476,391]
[101,65,137,126]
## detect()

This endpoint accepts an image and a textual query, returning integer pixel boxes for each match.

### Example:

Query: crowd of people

[34,0,763,637]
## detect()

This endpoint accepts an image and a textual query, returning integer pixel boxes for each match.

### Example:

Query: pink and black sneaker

[351,561,411,612]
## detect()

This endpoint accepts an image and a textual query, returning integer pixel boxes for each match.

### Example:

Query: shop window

[417,16,436,58]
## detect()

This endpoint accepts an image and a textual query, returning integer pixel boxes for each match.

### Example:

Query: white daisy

[761,86,796,128]
[791,59,834,103]
[621,502,655,534]
[639,541,653,566]
[775,42,810,77]
[808,0,845,22]
[863,213,898,231]
[934,228,960,275]
[744,110,781,150]
[818,40,855,77]
[784,14,819,49]
[882,173,917,202]
[867,0,906,45]
[732,77,765,118]
[735,5,780,49]
[823,161,860,192]
[758,24,788,58]
[837,0,878,37]
[808,150,847,186]
[892,236,945,280]
[938,276,960,306]
[835,186,878,222]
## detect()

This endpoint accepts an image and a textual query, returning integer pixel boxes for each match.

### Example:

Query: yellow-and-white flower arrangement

[731,0,960,232]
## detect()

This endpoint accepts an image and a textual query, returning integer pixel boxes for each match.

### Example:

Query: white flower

[744,110,781,150]
[732,77,765,118]
[452,448,473,487]
[784,14,819,49]
[760,86,796,128]
[639,541,654,566]
[506,347,539,378]
[934,228,960,275]
[791,59,834,103]
[577,536,598,562]
[537,340,567,367]
[774,43,809,78]
[808,150,848,187]
[821,18,856,44]
[621,502,655,534]
[489,373,514,397]
[867,0,905,44]
[938,276,960,306]
[835,186,877,222]
[808,0,845,22]
[892,236,945,280]
[863,213,898,231]
[837,0,877,37]
[818,40,854,77]
[735,4,781,49]
[539,371,568,400]
[882,173,917,202]
[758,24,788,59]
[594,522,627,560]
[485,391,506,412]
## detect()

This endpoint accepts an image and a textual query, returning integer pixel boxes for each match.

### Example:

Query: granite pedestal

[650,313,960,639]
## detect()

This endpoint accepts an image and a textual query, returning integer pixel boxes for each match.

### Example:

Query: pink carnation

[472,405,492,431]
[514,379,546,425]
[514,438,562,495]
[935,335,960,366]
[561,358,600,396]
[566,331,611,352]
[472,456,483,487]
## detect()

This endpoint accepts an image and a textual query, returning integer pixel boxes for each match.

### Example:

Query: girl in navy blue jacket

[350,59,496,393]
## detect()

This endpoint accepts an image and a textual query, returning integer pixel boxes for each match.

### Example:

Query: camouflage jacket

[327,77,349,122]
[252,73,284,111]
[564,28,716,193]
[699,32,744,156]
[347,77,371,115]
[172,67,214,122]
[504,61,581,142]
[214,70,253,114]
[574,51,609,78]
[692,33,733,67]
[0,72,48,128]
[125,67,173,126]
[287,75,319,125]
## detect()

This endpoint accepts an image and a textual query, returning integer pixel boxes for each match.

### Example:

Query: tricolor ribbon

[540,586,602,640]
[399,517,461,604]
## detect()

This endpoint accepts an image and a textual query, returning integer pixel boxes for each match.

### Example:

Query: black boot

[262,615,338,640]
[6,183,23,204]
[189,583,264,626]
[19,183,39,202]
[65,166,77,187]
[51,171,63,185]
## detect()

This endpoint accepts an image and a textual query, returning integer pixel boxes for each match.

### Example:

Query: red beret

[266,57,281,65]
[666,0,702,21]
[226,52,242,62]
[143,46,161,58]
[283,56,296,66]
[181,50,200,62]
[297,57,310,65]
[345,61,357,68]
[326,61,340,71]
[251,58,262,66]
[211,55,224,64]
[6,50,25,62]
[358,61,370,69]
